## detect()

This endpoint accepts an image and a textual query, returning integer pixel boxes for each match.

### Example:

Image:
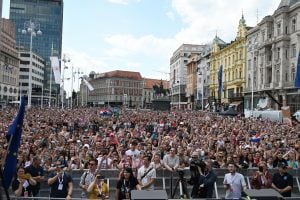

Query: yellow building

[210,15,248,106]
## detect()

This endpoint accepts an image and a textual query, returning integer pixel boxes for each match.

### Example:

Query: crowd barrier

[7,168,300,199]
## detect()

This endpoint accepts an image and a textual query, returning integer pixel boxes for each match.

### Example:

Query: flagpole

[0,165,10,200]
[49,42,53,108]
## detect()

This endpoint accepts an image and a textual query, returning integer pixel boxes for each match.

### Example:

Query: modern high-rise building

[170,44,207,110]
[9,0,63,98]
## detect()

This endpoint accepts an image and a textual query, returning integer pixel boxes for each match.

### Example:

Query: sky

[2,0,281,96]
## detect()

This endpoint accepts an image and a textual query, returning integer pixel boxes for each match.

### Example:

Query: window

[291,44,296,58]
[292,18,296,33]
[292,64,296,81]
[277,48,280,60]
[277,22,281,35]
[276,69,280,82]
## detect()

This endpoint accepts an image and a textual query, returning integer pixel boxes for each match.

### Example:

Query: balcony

[264,83,270,89]
[228,93,243,99]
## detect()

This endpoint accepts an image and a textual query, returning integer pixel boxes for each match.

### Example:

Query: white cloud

[166,11,176,21]
[107,0,141,5]
[63,0,282,95]
[104,34,178,58]
[171,0,280,43]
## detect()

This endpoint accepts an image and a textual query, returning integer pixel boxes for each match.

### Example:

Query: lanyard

[123,180,130,192]
[97,183,102,195]
[58,172,64,184]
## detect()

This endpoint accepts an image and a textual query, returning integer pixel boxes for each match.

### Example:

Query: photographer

[250,161,272,189]
[189,154,217,198]
[87,172,109,199]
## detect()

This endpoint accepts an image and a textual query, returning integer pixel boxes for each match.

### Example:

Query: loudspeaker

[244,189,283,200]
[131,190,168,200]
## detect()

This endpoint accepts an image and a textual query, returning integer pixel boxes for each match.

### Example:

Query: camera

[190,160,206,173]
[177,169,185,179]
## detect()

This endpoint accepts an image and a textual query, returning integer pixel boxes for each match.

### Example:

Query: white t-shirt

[137,165,156,190]
[125,149,140,159]
[223,172,246,199]
[97,157,112,169]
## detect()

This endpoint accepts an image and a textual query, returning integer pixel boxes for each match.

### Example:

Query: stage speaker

[244,189,283,200]
[131,190,168,200]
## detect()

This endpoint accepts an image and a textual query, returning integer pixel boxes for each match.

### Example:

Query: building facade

[170,44,207,110]
[245,0,300,113]
[82,70,144,107]
[210,15,248,110]
[19,50,45,105]
[0,18,19,105]
[186,53,200,109]
[197,46,211,109]
[9,0,63,93]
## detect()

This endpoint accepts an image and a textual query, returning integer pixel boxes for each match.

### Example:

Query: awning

[230,101,242,106]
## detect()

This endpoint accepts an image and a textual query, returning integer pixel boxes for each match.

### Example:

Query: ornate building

[210,15,249,109]
[245,0,300,113]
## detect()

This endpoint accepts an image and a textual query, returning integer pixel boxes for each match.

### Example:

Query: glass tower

[9,0,63,94]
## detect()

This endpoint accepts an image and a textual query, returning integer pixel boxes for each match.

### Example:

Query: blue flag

[218,65,223,98]
[3,97,26,189]
[295,51,300,88]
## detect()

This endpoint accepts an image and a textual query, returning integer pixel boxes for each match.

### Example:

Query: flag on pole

[3,96,26,189]
[295,51,300,88]
[218,65,223,98]
[50,56,61,84]
[83,79,94,91]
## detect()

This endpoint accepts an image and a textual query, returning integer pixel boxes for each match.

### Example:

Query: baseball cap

[83,144,90,149]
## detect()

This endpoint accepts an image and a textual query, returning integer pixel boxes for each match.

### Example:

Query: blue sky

[3,0,281,95]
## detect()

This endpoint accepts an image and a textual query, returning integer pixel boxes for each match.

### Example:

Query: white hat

[83,144,90,149]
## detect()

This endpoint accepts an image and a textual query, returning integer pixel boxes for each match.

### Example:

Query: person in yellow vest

[87,172,109,199]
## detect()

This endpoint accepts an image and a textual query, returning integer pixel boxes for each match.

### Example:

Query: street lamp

[199,68,205,111]
[22,20,42,108]
[177,79,181,110]
[74,68,83,107]
[106,79,111,107]
[61,54,70,109]
[249,39,258,117]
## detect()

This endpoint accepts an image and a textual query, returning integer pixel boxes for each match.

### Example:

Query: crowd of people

[0,106,299,199]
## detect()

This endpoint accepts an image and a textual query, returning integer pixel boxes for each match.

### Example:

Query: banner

[83,79,94,91]
[218,65,223,99]
[295,51,300,88]
[50,56,61,84]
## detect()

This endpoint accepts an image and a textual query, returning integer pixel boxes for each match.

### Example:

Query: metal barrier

[7,168,300,199]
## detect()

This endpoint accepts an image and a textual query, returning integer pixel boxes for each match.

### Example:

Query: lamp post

[61,54,70,109]
[22,20,42,108]
[250,39,257,117]
[75,69,83,107]
[199,68,204,111]
[177,79,181,110]
[107,79,111,107]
